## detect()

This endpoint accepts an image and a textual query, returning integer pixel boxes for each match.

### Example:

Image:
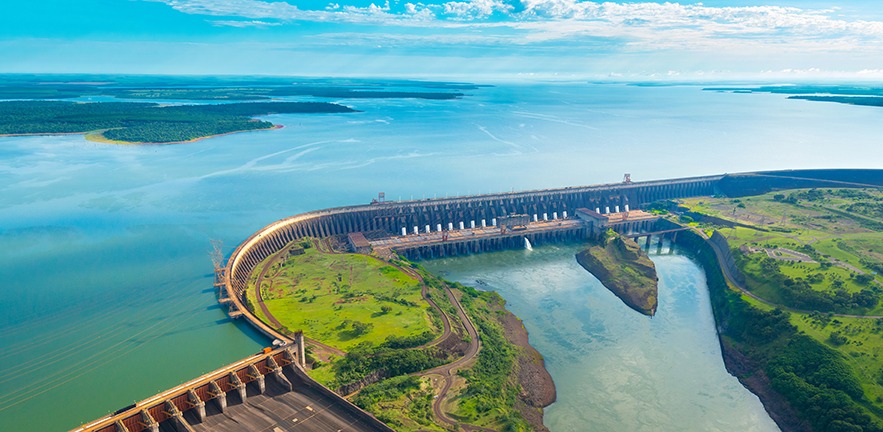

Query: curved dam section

[224,174,721,298]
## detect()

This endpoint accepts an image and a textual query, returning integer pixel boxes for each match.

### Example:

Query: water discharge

[525,237,533,250]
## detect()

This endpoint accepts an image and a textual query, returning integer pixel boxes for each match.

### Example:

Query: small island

[576,232,659,316]
[0,100,357,144]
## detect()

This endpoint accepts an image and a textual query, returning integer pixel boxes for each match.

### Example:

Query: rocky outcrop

[576,235,658,316]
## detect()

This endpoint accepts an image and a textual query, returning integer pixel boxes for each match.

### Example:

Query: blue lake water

[1,82,881,430]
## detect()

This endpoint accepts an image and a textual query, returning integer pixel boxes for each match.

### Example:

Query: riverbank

[499,308,556,431]
[576,234,658,316]
[675,227,880,431]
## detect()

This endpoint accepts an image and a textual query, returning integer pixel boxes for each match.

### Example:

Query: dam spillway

[224,174,722,300]
[223,168,883,306]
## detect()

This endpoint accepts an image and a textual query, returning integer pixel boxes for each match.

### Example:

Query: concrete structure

[78,169,883,432]
[73,345,393,432]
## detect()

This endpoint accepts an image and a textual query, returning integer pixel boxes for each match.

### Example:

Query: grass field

[681,188,883,314]
[680,188,883,415]
[246,244,437,351]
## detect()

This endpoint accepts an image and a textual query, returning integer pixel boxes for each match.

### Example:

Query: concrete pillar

[563,211,568,219]
[401,227,407,236]
[425,225,430,234]
[532,214,538,222]
[605,206,610,214]
[481,219,486,227]
[295,332,306,367]
[552,212,558,220]
[141,410,159,432]
[188,390,205,422]
[543,213,548,221]
[267,356,293,391]
[437,224,442,232]
[210,381,226,413]
[615,205,620,213]
[470,220,476,229]
[596,207,601,213]
[625,204,630,212]
[249,365,265,394]
[230,372,246,402]
[448,222,454,231]
[492,218,497,227]
[413,226,419,235]
[459,221,465,230]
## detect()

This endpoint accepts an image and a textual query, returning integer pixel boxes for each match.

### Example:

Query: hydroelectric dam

[73,168,883,432]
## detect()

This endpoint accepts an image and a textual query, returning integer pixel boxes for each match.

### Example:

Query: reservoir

[2,82,881,430]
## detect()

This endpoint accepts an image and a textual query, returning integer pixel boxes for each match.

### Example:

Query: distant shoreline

[0,124,284,145]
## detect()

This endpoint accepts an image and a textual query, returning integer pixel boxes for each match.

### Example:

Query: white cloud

[443,0,513,19]
[147,0,883,55]
[211,19,283,27]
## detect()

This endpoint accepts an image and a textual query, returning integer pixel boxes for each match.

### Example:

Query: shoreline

[674,228,805,432]
[0,124,284,145]
[499,307,556,432]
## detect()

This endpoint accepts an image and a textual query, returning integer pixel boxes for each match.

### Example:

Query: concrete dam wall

[224,174,721,299]
[223,168,883,301]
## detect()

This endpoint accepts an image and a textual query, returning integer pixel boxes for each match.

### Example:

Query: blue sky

[2,0,883,80]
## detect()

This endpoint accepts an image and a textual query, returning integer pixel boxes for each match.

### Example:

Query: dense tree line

[0,82,464,101]
[678,231,882,432]
[0,100,355,143]
[331,342,446,388]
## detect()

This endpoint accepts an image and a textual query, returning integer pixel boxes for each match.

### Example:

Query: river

[424,242,779,431]
[2,81,881,430]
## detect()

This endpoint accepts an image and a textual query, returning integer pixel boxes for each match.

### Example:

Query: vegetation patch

[0,100,355,143]
[247,243,435,351]
[352,376,444,432]
[674,187,883,430]
[576,230,658,316]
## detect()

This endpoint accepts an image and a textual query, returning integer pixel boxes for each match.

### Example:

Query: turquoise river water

[2,82,882,430]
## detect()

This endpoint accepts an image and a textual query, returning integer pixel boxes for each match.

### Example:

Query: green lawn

[246,244,437,351]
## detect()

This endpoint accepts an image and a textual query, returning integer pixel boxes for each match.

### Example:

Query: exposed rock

[576,235,658,316]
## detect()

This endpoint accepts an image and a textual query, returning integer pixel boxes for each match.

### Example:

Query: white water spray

[524,237,533,251]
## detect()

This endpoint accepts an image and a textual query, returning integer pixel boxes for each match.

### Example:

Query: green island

[0,100,356,144]
[576,231,659,316]
[245,239,555,432]
[704,85,883,109]
[0,75,470,101]
[670,187,883,431]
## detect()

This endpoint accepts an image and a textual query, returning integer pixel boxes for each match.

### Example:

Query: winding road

[250,241,495,430]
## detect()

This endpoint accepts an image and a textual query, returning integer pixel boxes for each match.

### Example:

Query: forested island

[0,100,355,143]
[576,232,659,316]
[0,75,471,101]
[704,85,883,109]
[0,75,473,144]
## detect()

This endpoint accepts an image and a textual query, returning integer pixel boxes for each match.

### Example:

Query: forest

[0,100,355,143]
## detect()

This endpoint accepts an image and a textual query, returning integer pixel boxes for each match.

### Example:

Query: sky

[2,0,883,80]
